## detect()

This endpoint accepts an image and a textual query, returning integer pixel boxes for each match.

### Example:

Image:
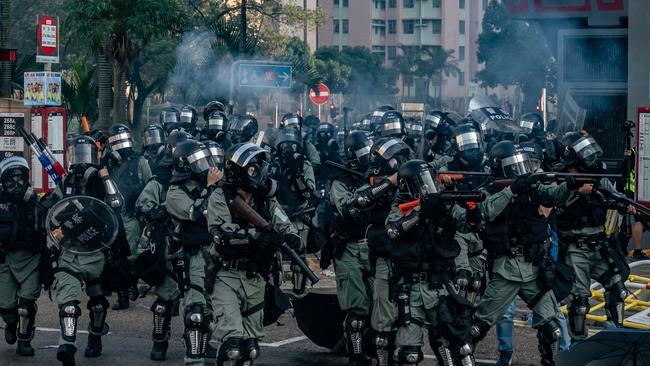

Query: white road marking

[260,335,308,347]
[424,354,496,364]
[35,327,112,335]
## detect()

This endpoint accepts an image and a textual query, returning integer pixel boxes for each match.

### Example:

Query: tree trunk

[0,0,11,98]
[96,50,112,131]
[111,64,127,125]
[236,0,248,114]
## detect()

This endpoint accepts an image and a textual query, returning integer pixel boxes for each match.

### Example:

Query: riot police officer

[368,106,395,137]
[166,140,221,365]
[143,123,165,168]
[105,123,152,310]
[471,141,577,366]
[554,132,631,344]
[384,160,480,366]
[0,157,43,356]
[270,128,315,295]
[280,112,321,167]
[230,115,259,144]
[366,137,411,366]
[403,118,424,157]
[377,111,406,139]
[202,109,231,151]
[330,130,381,366]
[50,135,124,365]
[160,106,181,134]
[423,110,456,168]
[180,105,199,136]
[207,142,301,366]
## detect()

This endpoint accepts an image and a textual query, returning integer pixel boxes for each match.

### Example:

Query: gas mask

[238,161,269,193]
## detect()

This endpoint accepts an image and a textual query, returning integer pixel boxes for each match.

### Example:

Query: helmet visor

[284,117,301,128]
[161,111,178,124]
[144,129,164,147]
[208,115,226,131]
[519,119,535,135]
[501,152,532,178]
[68,143,99,167]
[425,114,442,129]
[572,136,603,161]
[407,168,439,199]
[180,111,194,125]
[455,131,481,151]
[207,145,224,169]
[108,132,133,151]
[187,149,215,174]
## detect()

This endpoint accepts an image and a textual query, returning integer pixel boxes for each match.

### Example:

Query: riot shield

[468,95,523,135]
[293,289,346,350]
[46,195,119,255]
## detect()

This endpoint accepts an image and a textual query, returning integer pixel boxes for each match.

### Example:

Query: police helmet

[230,115,259,144]
[560,132,603,169]
[397,159,439,202]
[143,124,165,148]
[171,140,214,183]
[203,100,226,122]
[206,110,229,140]
[370,137,411,177]
[108,124,134,152]
[160,107,181,133]
[281,113,303,131]
[344,130,374,172]
[204,140,225,170]
[179,105,198,131]
[520,141,544,172]
[489,141,533,178]
[379,111,406,138]
[68,135,100,168]
[225,142,269,192]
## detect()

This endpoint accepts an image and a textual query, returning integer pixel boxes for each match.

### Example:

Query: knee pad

[59,302,81,343]
[568,295,589,337]
[374,331,392,366]
[183,304,209,358]
[345,316,367,356]
[241,338,260,361]
[16,298,37,341]
[470,319,490,343]
[151,298,173,342]
[537,319,562,344]
[217,338,242,366]
[87,296,109,335]
[604,289,625,327]
[396,345,423,365]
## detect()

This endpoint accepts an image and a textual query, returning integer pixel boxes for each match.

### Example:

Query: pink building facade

[316,0,487,100]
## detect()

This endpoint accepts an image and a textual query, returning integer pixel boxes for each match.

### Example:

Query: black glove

[455,269,470,288]
[419,193,443,219]
[511,173,534,195]
[283,233,302,251]
[564,175,582,190]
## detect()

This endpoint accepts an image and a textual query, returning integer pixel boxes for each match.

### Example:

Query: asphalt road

[0,290,546,366]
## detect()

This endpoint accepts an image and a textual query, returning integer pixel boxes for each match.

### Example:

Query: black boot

[4,321,17,345]
[57,344,76,366]
[16,340,35,356]
[111,291,129,310]
[128,285,139,301]
[84,334,102,358]
[150,340,169,361]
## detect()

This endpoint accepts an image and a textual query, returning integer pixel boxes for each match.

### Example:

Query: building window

[459,46,465,61]
[432,19,441,34]
[343,0,349,7]
[372,46,386,60]
[373,19,386,35]
[432,0,441,8]
[334,0,339,7]
[404,0,415,8]
[374,0,386,9]
[333,20,340,34]
[388,46,397,60]
[459,0,465,9]
[403,20,415,34]
[459,20,466,35]
[458,71,465,86]
[389,0,397,8]
[342,19,349,34]
[388,20,397,34]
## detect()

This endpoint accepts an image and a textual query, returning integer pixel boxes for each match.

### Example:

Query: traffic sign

[309,83,330,105]
[238,63,292,89]
[36,16,59,64]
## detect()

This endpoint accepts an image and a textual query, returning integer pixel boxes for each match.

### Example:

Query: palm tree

[10,54,37,96]
[417,47,461,107]
[392,46,421,98]
[61,60,98,122]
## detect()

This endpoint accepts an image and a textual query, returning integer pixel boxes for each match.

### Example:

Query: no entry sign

[309,83,330,105]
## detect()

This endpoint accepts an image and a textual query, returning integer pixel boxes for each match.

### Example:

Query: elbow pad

[354,178,393,208]
[386,213,420,240]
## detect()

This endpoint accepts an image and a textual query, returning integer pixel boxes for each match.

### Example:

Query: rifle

[228,195,319,285]
[437,171,490,184]
[488,172,621,190]
[324,160,365,177]
[17,124,65,185]
[398,191,486,215]
[597,186,650,218]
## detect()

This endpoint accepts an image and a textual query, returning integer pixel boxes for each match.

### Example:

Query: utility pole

[237,0,248,114]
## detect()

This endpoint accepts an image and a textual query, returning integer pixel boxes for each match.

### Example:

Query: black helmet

[369,106,395,133]
[166,130,193,148]
[424,110,457,139]
[107,123,134,152]
[204,140,225,170]
[143,124,165,148]
[206,110,229,140]
[378,110,405,138]
[344,130,374,172]
[171,140,214,183]
[359,114,372,131]
[316,122,337,146]
[225,142,269,192]
[203,100,226,122]
[397,159,439,201]
[489,141,532,178]
[453,123,485,169]
[275,128,303,164]
[560,132,603,168]
[68,135,100,168]
[0,156,30,184]
[179,105,198,131]
[281,113,303,131]
[520,141,544,172]
[230,115,259,143]
[304,115,320,129]
[520,112,544,136]
[370,137,411,177]
[160,107,181,133]
[405,118,423,138]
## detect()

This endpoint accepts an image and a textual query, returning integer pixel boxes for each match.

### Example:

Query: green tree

[416,47,460,106]
[392,46,420,97]
[64,0,187,129]
[61,60,98,122]
[476,0,554,111]
[10,54,37,96]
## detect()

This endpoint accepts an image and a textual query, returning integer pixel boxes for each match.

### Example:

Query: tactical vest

[556,193,607,232]
[174,184,211,251]
[276,168,308,212]
[113,156,145,215]
[0,198,42,253]
[333,174,376,241]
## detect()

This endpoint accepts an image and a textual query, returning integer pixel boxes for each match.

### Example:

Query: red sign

[508,0,625,18]
[36,16,59,64]
[309,83,330,105]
